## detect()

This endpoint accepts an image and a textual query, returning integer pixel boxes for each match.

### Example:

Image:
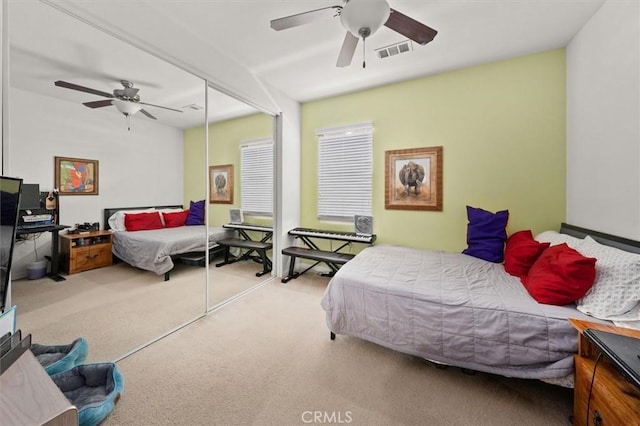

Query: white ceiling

[8,0,606,130]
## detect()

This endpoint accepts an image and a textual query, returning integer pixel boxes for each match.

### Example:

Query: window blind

[240,138,273,216]
[317,122,373,221]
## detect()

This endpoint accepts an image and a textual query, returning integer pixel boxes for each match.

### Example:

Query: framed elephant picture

[209,164,233,204]
[385,146,442,211]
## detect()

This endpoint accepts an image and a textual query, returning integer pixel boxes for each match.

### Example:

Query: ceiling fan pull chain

[362,37,366,68]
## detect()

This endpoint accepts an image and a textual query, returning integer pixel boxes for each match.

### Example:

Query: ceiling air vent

[375,40,413,60]
[182,104,204,111]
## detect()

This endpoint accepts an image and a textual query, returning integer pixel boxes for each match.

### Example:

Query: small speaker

[229,209,243,224]
[354,215,373,236]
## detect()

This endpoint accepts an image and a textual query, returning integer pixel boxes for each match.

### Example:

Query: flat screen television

[0,176,22,313]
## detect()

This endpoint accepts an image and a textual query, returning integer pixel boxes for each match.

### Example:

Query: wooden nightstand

[60,230,113,274]
[569,318,640,426]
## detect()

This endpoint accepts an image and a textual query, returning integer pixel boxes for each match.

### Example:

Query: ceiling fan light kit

[340,0,390,40]
[54,79,182,131]
[270,0,437,69]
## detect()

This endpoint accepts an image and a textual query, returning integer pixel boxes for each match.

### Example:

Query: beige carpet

[103,272,573,426]
[12,259,267,362]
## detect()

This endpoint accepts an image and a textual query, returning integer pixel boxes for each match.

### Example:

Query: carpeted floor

[102,272,574,426]
[12,259,267,362]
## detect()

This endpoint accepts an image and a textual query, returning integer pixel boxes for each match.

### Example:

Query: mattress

[321,244,600,379]
[112,225,233,275]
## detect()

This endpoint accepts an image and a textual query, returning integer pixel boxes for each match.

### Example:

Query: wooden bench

[215,238,272,277]
[281,246,355,283]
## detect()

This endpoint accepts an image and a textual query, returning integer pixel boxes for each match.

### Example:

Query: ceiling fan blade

[271,5,341,31]
[54,80,114,98]
[140,109,157,120]
[336,31,359,68]
[385,9,438,45]
[139,102,183,113]
[83,100,113,109]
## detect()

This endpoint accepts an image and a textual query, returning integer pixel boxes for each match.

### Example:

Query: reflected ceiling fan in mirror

[270,0,437,68]
[54,79,183,130]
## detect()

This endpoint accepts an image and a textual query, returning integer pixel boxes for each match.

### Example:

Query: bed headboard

[103,205,183,230]
[560,222,640,254]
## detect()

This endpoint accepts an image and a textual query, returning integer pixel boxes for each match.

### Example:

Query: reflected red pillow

[523,243,596,306]
[124,211,163,231]
[163,210,190,228]
[504,230,550,279]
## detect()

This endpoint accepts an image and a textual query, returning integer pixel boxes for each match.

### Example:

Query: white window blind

[317,122,373,220]
[240,138,273,216]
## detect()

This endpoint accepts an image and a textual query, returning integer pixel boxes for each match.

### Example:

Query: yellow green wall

[184,49,566,253]
[301,49,566,252]
[183,113,273,226]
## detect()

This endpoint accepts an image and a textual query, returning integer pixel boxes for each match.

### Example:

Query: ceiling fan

[270,0,437,68]
[54,79,182,130]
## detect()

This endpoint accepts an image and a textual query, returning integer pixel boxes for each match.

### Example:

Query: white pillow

[157,208,184,227]
[108,208,155,232]
[534,230,584,250]
[577,236,640,320]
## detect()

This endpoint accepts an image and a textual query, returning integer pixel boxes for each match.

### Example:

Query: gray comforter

[321,244,600,379]
[112,225,234,275]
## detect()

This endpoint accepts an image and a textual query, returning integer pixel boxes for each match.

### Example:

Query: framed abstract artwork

[55,156,99,195]
[385,146,443,211]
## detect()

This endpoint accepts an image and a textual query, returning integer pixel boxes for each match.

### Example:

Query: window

[317,122,373,221]
[240,138,273,216]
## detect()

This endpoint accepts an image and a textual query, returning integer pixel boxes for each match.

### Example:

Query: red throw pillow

[503,230,550,279]
[124,211,163,231]
[522,243,597,306]
[163,210,190,228]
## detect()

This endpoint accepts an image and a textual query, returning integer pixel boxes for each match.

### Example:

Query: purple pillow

[185,200,205,226]
[461,206,509,263]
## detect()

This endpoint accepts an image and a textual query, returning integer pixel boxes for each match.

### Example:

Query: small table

[215,223,273,277]
[16,224,70,282]
[569,318,640,426]
[59,230,113,275]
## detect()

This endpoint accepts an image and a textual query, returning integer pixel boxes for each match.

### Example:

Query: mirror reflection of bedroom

[6,1,274,363]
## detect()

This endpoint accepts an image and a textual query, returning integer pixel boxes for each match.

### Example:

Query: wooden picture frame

[55,156,99,195]
[385,146,443,211]
[209,164,233,204]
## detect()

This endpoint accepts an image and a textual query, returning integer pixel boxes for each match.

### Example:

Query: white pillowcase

[576,236,640,320]
[108,208,155,232]
[534,230,584,250]
[157,208,184,227]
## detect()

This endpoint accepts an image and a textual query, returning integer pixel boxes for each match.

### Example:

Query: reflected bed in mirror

[103,206,234,281]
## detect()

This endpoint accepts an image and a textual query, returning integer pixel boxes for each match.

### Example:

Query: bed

[104,206,234,280]
[320,223,640,383]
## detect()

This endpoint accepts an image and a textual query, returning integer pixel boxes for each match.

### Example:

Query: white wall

[8,88,185,278]
[567,0,640,238]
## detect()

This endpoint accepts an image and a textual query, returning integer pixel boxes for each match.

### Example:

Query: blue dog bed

[50,362,124,426]
[31,337,88,375]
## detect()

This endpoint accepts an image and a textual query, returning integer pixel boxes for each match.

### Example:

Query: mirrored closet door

[7,1,210,362]
[7,1,277,362]
[203,85,275,310]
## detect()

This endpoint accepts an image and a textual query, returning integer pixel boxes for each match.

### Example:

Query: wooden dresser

[60,230,113,275]
[569,318,640,426]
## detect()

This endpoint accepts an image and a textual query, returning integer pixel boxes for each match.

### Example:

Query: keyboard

[289,227,376,244]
